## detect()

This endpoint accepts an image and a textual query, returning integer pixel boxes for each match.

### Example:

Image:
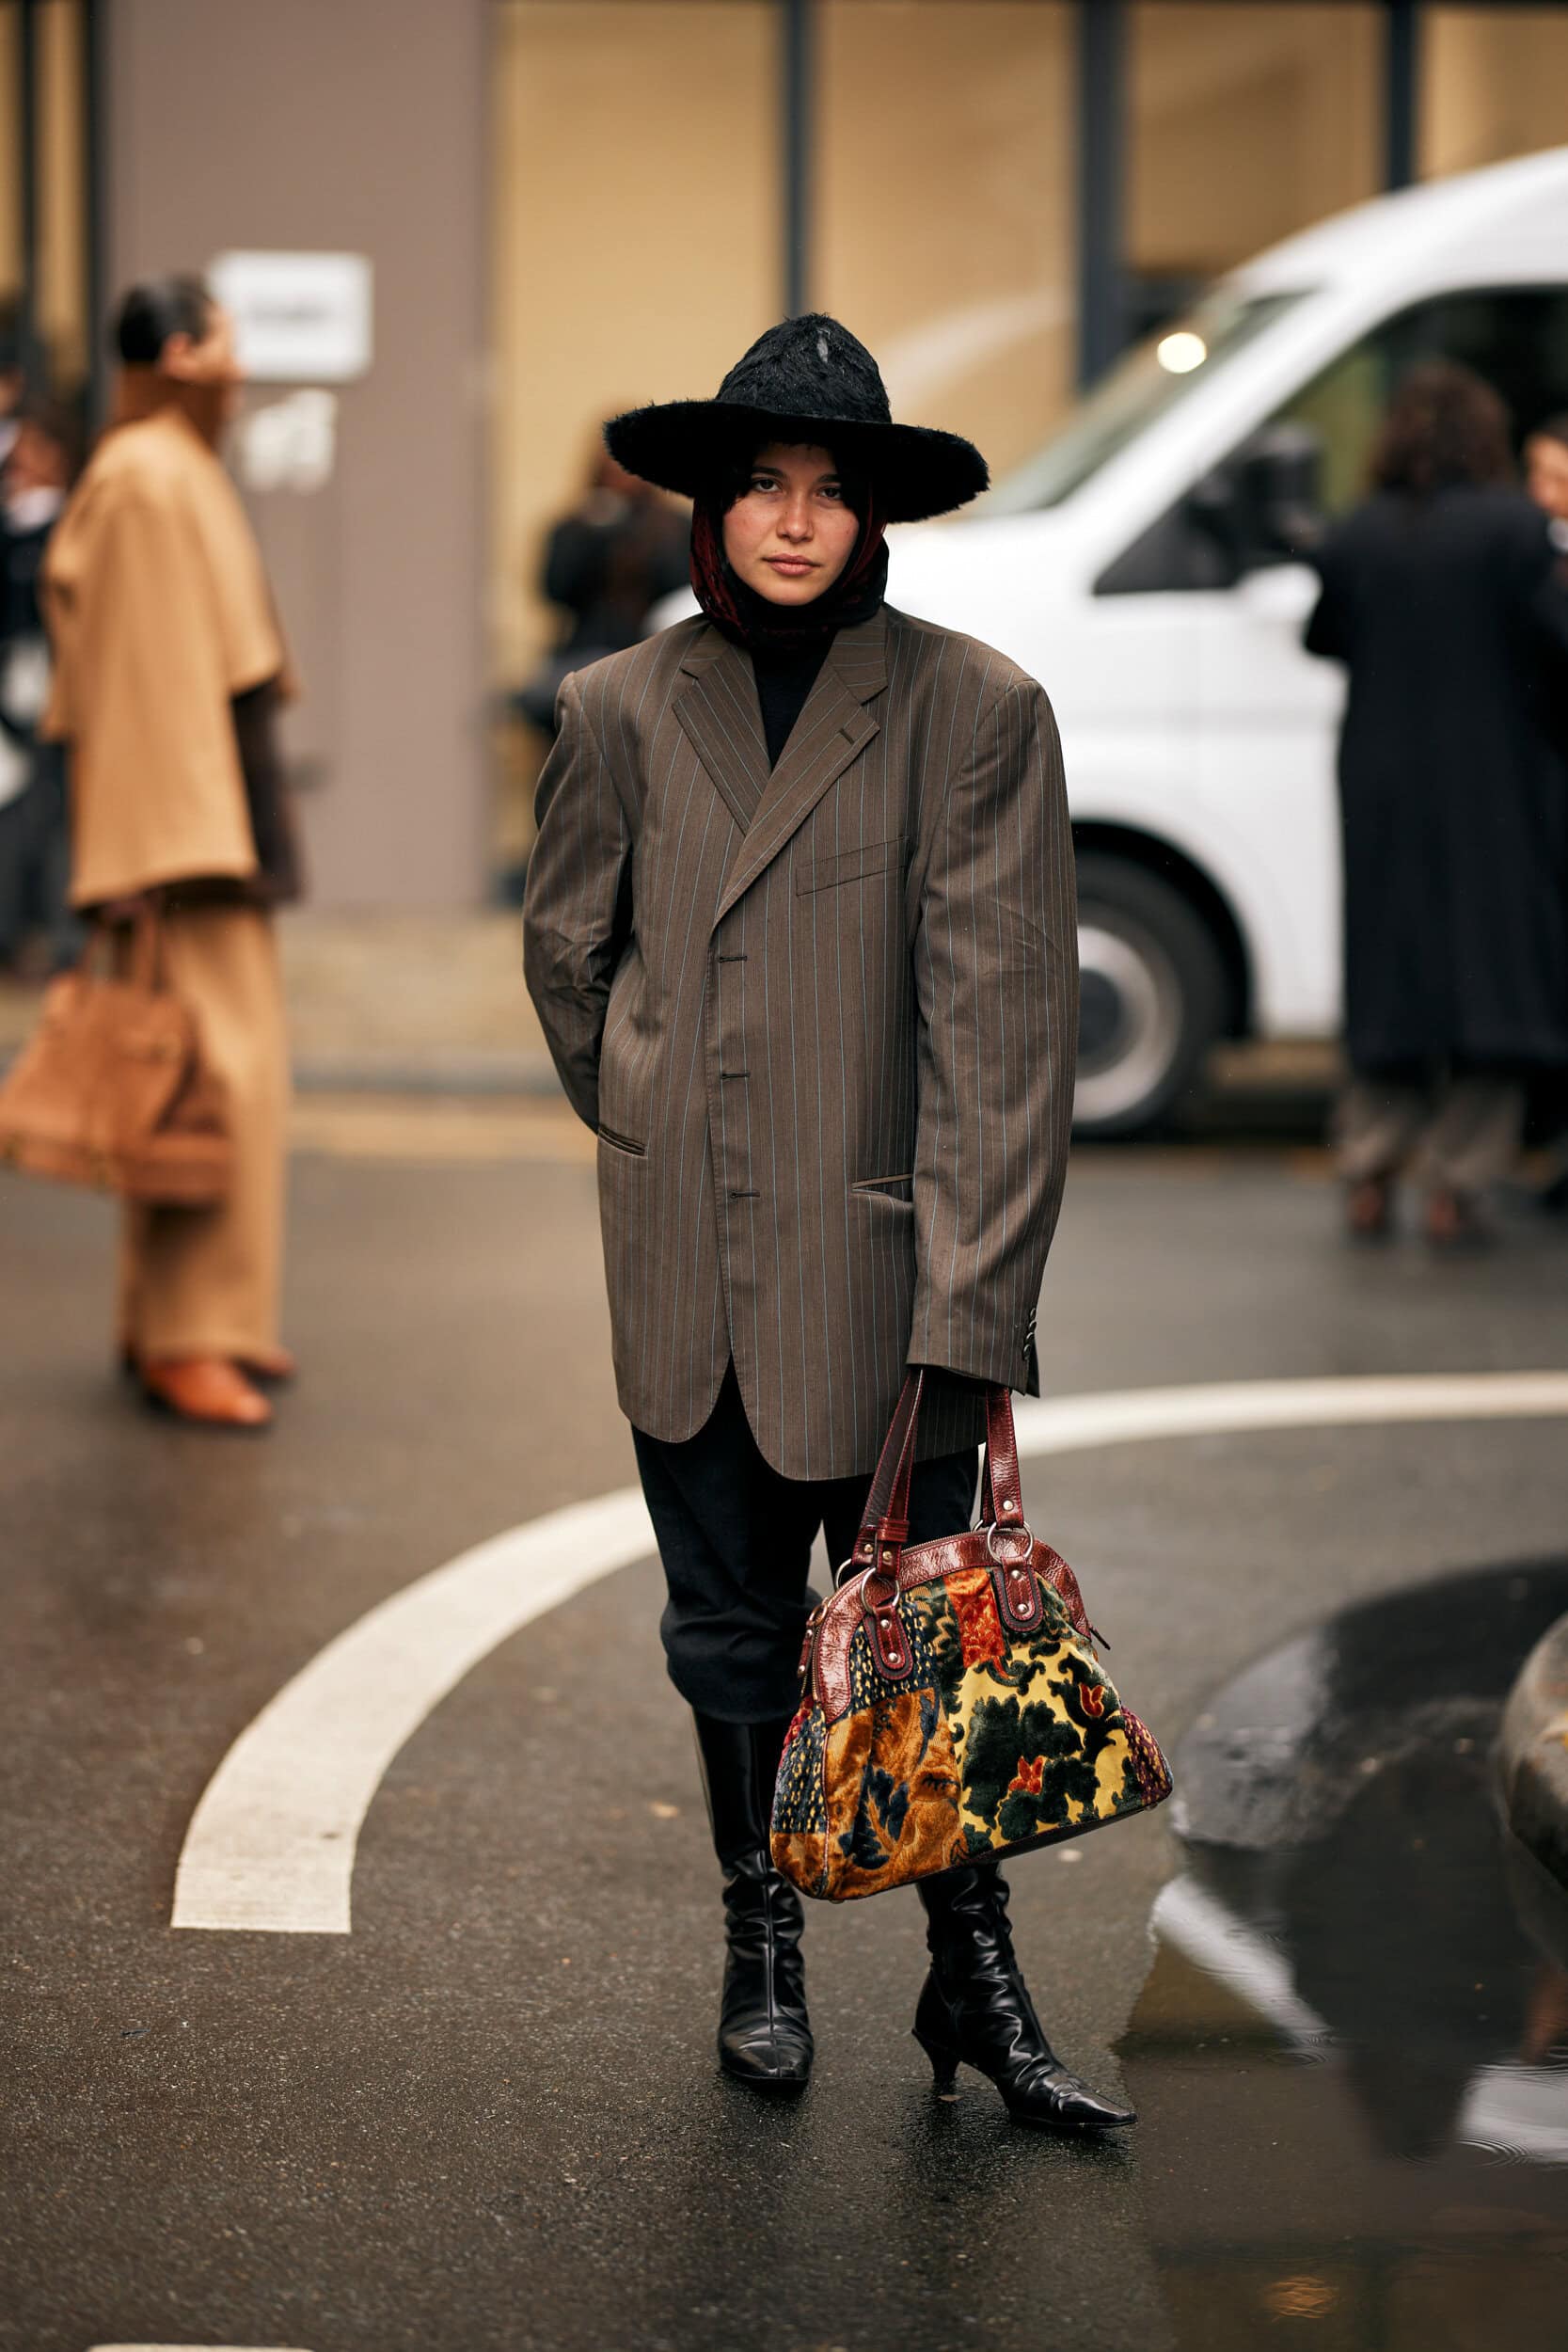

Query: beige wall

[1422,6,1568,179]
[490,0,777,691]
[107,0,490,909]
[816,0,1075,492]
[1131,3,1383,278]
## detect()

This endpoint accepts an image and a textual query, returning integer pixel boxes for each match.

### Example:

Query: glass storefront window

[490,0,776,694]
[816,0,1075,497]
[1422,7,1568,180]
[489,0,778,876]
[1129,4,1381,323]
[0,0,92,407]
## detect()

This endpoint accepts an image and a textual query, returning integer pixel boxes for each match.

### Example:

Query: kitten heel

[913,2026,959,2091]
[913,1974,961,2090]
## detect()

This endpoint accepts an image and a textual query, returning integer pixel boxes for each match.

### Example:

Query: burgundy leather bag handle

[848,1374,1029,1581]
[847,1369,926,1575]
[979,1396,1026,1536]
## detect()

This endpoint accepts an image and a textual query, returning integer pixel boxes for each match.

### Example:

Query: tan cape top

[41,406,285,908]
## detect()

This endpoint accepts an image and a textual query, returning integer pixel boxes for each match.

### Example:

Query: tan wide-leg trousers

[119,904,289,1360]
[1335,1070,1523,1195]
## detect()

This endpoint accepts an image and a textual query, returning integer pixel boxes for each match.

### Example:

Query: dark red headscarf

[689,467,888,655]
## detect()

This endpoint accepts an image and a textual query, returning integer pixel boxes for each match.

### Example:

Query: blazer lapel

[673,631,770,834]
[711,608,889,928]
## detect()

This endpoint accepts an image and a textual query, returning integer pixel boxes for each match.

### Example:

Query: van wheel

[1072,854,1227,1139]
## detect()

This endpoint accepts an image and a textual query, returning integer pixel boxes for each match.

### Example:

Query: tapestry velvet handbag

[772,1371,1172,1902]
[0,908,231,1205]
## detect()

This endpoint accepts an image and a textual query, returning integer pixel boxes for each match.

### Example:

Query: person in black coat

[514,441,689,736]
[1305,362,1568,1247]
[1525,411,1568,1214]
[0,401,79,974]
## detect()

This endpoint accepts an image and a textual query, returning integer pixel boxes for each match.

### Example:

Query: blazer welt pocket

[596,1124,647,1158]
[851,1172,914,1204]
[796,836,904,895]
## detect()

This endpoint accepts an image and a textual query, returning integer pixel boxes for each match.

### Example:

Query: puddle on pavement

[1120,1561,1568,2352]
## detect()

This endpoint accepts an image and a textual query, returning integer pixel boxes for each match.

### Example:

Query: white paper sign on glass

[210,250,372,383]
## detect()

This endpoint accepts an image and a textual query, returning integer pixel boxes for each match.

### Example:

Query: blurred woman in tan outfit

[40,277,298,1427]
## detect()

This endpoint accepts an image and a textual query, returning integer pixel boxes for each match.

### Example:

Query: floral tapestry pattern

[772,1549,1171,1902]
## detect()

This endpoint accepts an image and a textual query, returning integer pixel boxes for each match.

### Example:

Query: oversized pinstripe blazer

[522,601,1078,1481]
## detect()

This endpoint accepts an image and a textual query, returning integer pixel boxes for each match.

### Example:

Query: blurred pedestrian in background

[0,401,82,977]
[40,276,301,1429]
[513,435,688,735]
[1526,412,1568,547]
[1525,411,1568,1214]
[0,305,24,469]
[1306,360,1568,1249]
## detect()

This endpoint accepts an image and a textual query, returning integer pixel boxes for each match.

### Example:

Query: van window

[1275,286,1568,516]
[984,291,1302,515]
[1098,286,1568,594]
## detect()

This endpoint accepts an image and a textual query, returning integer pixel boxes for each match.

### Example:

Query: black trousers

[633,1366,978,1724]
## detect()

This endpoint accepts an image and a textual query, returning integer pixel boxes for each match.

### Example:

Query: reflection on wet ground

[1121,1563,1568,2352]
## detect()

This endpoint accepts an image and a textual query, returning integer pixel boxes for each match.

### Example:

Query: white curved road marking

[172,1371,1568,1935]
[1011,1371,1568,1454]
[173,1492,655,1934]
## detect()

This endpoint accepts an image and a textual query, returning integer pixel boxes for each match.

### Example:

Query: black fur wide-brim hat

[605,313,988,524]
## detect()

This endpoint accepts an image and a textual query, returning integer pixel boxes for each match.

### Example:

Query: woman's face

[722,441,860,606]
[1526,433,1568,525]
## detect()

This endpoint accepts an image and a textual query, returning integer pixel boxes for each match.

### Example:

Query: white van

[887,146,1568,1136]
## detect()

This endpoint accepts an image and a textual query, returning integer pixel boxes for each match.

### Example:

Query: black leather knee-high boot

[913,1865,1133,2130]
[691,1712,814,2091]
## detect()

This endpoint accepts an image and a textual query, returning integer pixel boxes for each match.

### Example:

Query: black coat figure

[1306,484,1568,1074]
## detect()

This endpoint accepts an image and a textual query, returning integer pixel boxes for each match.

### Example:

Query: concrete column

[104,0,490,908]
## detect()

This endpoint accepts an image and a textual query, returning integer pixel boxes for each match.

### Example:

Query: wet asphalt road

[3,1111,1567,2352]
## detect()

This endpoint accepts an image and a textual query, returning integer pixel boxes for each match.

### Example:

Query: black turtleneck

[751,636,833,770]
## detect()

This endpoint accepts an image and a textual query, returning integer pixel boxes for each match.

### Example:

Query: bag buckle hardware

[986,1518,1044,1636]
[985,1519,1035,1566]
[855,1565,914,1682]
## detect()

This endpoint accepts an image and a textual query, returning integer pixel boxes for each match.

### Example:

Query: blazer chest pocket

[796,836,903,896]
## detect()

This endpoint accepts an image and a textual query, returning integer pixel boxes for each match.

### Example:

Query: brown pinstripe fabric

[523,602,1077,1481]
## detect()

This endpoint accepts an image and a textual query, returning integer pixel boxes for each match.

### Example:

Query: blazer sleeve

[908,677,1077,1394]
[522,670,633,1132]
